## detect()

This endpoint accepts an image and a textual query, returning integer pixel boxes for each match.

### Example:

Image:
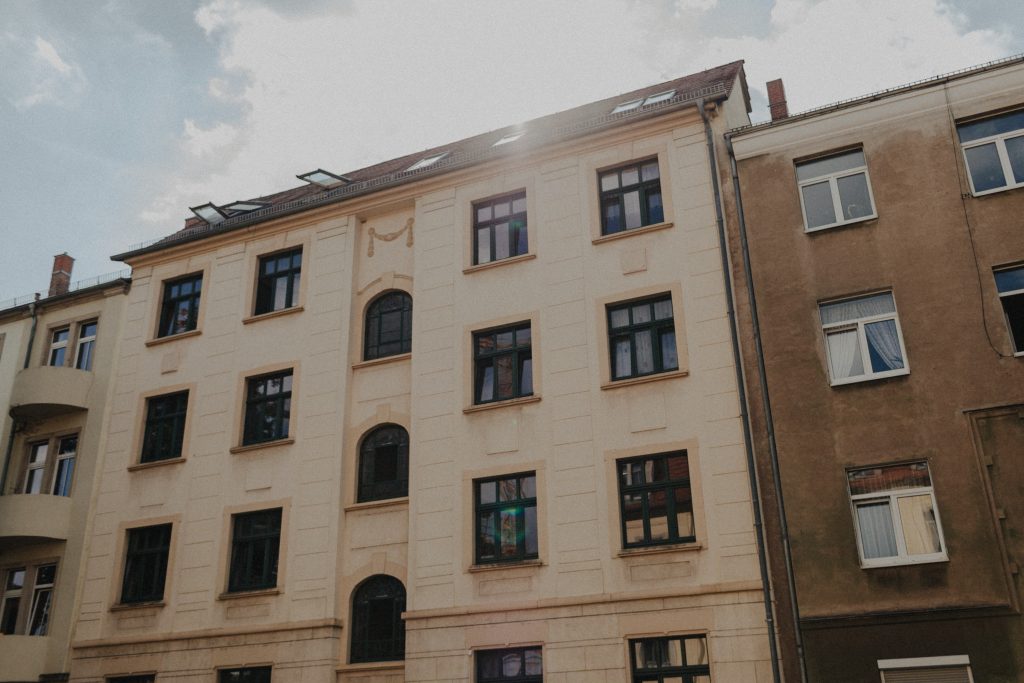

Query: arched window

[351,575,406,663]
[364,291,412,361]
[358,425,409,503]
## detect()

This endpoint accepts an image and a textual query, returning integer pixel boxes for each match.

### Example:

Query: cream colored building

[68,61,775,683]
[0,261,130,683]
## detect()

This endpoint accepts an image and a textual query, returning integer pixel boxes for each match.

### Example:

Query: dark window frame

[228,508,282,593]
[141,391,189,463]
[350,575,406,663]
[218,667,271,683]
[158,273,203,338]
[107,676,156,683]
[617,451,695,548]
[364,291,413,361]
[607,295,678,381]
[254,248,302,315]
[473,323,533,404]
[476,646,544,682]
[120,523,172,604]
[474,472,538,565]
[598,158,664,235]
[629,635,711,682]
[242,370,293,446]
[1,563,57,636]
[357,424,410,503]
[472,191,528,265]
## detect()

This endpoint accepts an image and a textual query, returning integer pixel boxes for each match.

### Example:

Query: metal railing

[0,268,131,313]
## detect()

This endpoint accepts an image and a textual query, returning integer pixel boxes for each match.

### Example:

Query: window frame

[617,451,696,549]
[0,566,25,635]
[141,391,189,463]
[847,461,948,568]
[363,290,413,361]
[242,370,293,446]
[47,326,70,367]
[476,646,544,682]
[51,434,77,497]
[472,191,529,266]
[26,563,56,636]
[157,272,203,339]
[356,424,410,503]
[73,319,97,370]
[218,667,272,683]
[227,508,282,594]
[473,322,533,405]
[795,148,878,232]
[474,472,539,565]
[878,655,973,682]
[958,110,1024,197]
[994,265,1024,356]
[628,635,711,683]
[120,523,172,605]
[349,574,406,664]
[254,247,302,316]
[819,291,910,386]
[597,157,664,236]
[20,433,78,497]
[606,294,679,381]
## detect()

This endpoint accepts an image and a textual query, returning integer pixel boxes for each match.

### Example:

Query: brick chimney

[48,253,74,297]
[766,78,789,121]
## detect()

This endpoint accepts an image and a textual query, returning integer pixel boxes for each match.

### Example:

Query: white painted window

[612,98,642,114]
[820,292,909,385]
[958,109,1024,196]
[27,564,55,636]
[848,462,947,568]
[493,132,524,146]
[74,320,97,370]
[47,327,69,366]
[23,441,48,494]
[51,435,77,497]
[878,655,973,682]
[994,265,1024,355]
[796,149,877,231]
[643,89,675,106]
[406,152,448,171]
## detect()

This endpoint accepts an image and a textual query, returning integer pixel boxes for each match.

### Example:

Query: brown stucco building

[723,56,1024,681]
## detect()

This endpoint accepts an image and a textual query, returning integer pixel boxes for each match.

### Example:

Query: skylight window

[190,203,229,225]
[612,99,643,114]
[643,90,676,106]
[224,202,268,214]
[493,132,524,146]
[297,169,351,188]
[406,152,448,172]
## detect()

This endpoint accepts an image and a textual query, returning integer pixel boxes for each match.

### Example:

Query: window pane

[621,167,640,186]
[820,292,895,325]
[801,180,837,228]
[632,303,651,324]
[653,299,673,320]
[514,220,528,256]
[647,191,664,224]
[660,331,678,371]
[519,358,533,395]
[610,308,630,329]
[25,469,43,494]
[479,481,496,504]
[826,329,864,379]
[499,510,518,558]
[495,223,510,260]
[957,109,1024,142]
[898,494,942,555]
[865,319,905,372]
[849,462,932,495]
[520,475,536,498]
[641,162,659,181]
[524,506,538,556]
[477,205,492,222]
[665,638,684,666]
[53,458,74,496]
[836,172,873,220]
[675,487,694,538]
[601,172,619,192]
[494,202,510,219]
[1001,293,1024,353]
[1,597,19,635]
[1006,134,1024,183]
[29,587,52,635]
[856,501,898,559]
[496,330,514,350]
[796,150,865,181]
[603,197,623,233]
[623,493,646,544]
[495,355,514,400]
[635,330,654,374]
[995,266,1024,293]
[685,637,709,665]
[648,490,669,541]
[613,338,632,379]
[512,196,527,213]
[524,648,542,674]
[965,142,1007,192]
[477,227,491,263]
[623,190,642,229]
[498,477,518,502]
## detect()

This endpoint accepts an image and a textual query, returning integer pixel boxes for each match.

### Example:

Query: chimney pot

[766,78,789,121]
[49,253,74,297]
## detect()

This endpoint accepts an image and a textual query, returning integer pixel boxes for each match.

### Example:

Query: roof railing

[0,268,131,313]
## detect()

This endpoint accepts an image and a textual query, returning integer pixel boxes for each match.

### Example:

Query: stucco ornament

[367,217,414,257]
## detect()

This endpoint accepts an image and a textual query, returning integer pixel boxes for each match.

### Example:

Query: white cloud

[183,119,242,158]
[9,35,87,110]
[33,37,72,74]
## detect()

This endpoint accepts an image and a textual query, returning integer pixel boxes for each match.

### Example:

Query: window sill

[229,438,294,454]
[110,601,165,612]
[804,214,878,233]
[127,457,186,472]
[592,221,673,245]
[861,555,948,569]
[242,305,304,325]
[468,559,543,573]
[217,587,280,601]
[336,662,405,673]
[145,329,201,347]
[463,395,541,414]
[344,497,409,512]
[352,352,411,370]
[617,542,702,558]
[463,253,537,274]
[969,183,1024,199]
[829,369,909,387]
[601,369,687,390]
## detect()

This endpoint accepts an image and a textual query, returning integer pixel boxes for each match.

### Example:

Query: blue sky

[1,0,1021,298]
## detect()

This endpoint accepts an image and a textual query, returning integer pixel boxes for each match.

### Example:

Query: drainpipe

[698,99,782,683]
[724,133,809,683]
[0,297,38,495]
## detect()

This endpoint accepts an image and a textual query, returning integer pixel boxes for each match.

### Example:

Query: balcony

[9,365,92,418]
[0,635,51,682]
[0,494,72,544]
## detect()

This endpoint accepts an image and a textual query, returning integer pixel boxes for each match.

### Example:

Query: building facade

[724,56,1024,682]
[66,62,778,683]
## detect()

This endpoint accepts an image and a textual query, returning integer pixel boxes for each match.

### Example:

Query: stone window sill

[463,395,541,414]
[145,329,201,347]
[128,457,186,472]
[229,438,294,454]
[110,601,165,612]
[592,221,673,245]
[463,253,536,274]
[344,497,409,513]
[352,352,411,370]
[242,306,304,325]
[217,588,280,601]
[601,369,687,390]
[468,559,543,573]
[336,662,405,673]
[617,542,702,558]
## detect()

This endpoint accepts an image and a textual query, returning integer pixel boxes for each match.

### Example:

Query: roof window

[612,99,643,114]
[643,90,676,106]
[493,132,524,146]
[297,169,352,188]
[190,203,229,225]
[406,152,448,172]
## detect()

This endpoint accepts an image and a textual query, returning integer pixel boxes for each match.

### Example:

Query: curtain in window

[820,292,895,325]
[865,319,904,371]
[826,329,863,379]
[898,495,942,555]
[856,502,898,559]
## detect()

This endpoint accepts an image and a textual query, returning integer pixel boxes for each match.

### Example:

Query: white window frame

[995,265,1024,356]
[74,320,97,370]
[406,152,448,172]
[878,655,973,682]
[23,441,49,495]
[960,117,1024,197]
[1,567,25,634]
[820,292,909,386]
[47,327,69,366]
[848,462,948,569]
[27,564,56,636]
[796,149,878,232]
[51,435,77,497]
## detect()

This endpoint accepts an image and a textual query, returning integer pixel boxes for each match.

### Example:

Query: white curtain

[865,319,904,371]
[898,495,941,555]
[856,502,898,559]
[827,329,863,379]
[635,331,654,374]
[820,292,895,325]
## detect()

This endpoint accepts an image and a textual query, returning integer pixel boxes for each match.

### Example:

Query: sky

[0,0,1021,300]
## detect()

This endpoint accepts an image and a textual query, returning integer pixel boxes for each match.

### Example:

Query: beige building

[68,61,776,683]
[0,257,130,683]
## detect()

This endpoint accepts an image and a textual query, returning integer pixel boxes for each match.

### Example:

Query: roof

[0,270,131,319]
[114,60,747,261]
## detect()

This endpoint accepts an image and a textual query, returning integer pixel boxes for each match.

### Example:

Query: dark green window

[474,323,532,404]
[108,677,156,683]
[630,636,710,682]
[607,295,677,380]
[121,524,171,604]
[228,508,281,593]
[141,391,188,463]
[618,452,694,548]
[475,473,538,564]
[243,370,292,445]
[350,575,406,663]
[219,667,271,683]
[599,159,663,235]
[474,192,528,264]
[358,425,409,503]
[477,647,543,682]
[255,248,302,315]
[364,291,413,360]
[159,273,202,338]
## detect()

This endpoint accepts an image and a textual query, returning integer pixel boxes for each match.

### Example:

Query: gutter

[724,133,809,683]
[698,100,782,683]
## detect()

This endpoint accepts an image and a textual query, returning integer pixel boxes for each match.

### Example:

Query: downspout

[0,297,38,495]
[698,99,782,683]
[724,133,809,683]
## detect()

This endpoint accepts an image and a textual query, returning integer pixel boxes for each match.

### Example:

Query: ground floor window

[878,655,972,682]
[630,635,710,682]
[219,667,271,683]
[477,647,543,682]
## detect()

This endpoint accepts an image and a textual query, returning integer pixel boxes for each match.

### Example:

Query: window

[607,295,678,381]
[24,441,48,494]
[22,435,77,496]
[255,248,302,315]
[473,192,528,265]
[477,647,543,682]
[406,152,447,171]
[878,656,972,682]
[618,451,695,548]
[109,677,156,683]
[796,149,876,231]
[219,668,271,683]
[228,508,281,593]
[121,524,172,604]
[475,473,538,564]
[599,159,664,234]
[51,435,76,496]
[364,291,412,361]
[242,370,292,446]
[820,292,908,384]
[1,568,24,634]
[848,462,946,567]
[141,391,189,463]
[995,265,1024,354]
[629,636,711,683]
[0,564,55,636]
[158,273,202,338]
[27,564,55,636]
[958,109,1024,195]
[350,575,405,663]
[357,425,409,503]
[493,132,524,146]
[74,320,97,370]
[474,323,532,404]
[48,327,69,366]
